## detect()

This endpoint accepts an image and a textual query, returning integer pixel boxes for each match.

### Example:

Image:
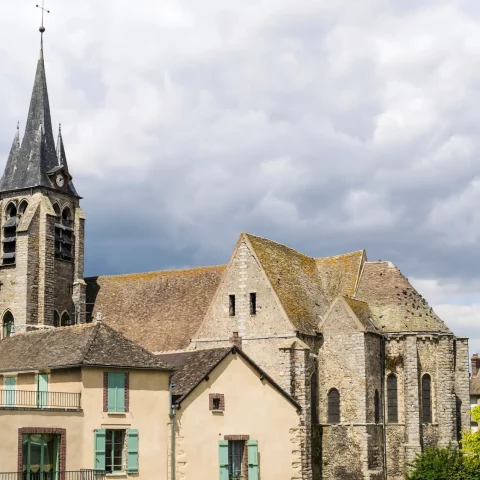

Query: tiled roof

[158,347,301,409]
[0,323,172,373]
[471,373,480,396]
[86,265,226,352]
[343,297,378,332]
[354,262,451,333]
[245,234,364,335]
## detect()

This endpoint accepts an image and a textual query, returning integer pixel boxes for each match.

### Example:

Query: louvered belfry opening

[55,206,73,261]
[327,388,340,424]
[387,374,398,423]
[2,203,17,265]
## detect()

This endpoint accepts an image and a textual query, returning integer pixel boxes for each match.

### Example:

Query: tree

[460,405,480,478]
[407,445,463,480]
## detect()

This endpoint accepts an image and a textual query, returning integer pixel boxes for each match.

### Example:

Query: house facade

[0,30,470,480]
[0,323,171,477]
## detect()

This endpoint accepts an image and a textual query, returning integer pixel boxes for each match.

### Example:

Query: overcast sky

[0,1,479,354]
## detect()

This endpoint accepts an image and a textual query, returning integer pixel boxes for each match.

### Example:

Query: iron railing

[0,472,104,480]
[0,390,81,409]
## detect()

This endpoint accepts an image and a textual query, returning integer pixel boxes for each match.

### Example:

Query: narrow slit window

[422,374,432,424]
[229,295,236,317]
[387,374,398,423]
[374,389,380,424]
[213,398,221,410]
[250,292,257,315]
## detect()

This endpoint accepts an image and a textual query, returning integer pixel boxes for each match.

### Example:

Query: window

[94,429,138,474]
[250,293,257,315]
[55,206,73,261]
[18,200,28,216]
[5,376,16,406]
[311,365,319,425]
[210,393,225,411]
[387,374,398,423]
[2,311,14,338]
[3,202,17,265]
[328,389,340,424]
[106,372,127,413]
[374,389,380,424]
[229,295,236,317]
[219,439,258,480]
[37,373,48,408]
[422,374,432,424]
[53,311,60,328]
[61,312,72,327]
[22,433,61,477]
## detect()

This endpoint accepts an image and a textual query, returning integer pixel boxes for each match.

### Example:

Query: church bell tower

[0,30,86,337]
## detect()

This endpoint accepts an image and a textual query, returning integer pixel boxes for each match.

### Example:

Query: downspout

[381,335,388,480]
[169,380,176,480]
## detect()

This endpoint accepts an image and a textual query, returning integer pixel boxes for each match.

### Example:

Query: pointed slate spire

[0,41,75,194]
[0,124,22,187]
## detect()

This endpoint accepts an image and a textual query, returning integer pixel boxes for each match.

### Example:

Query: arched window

[328,389,340,424]
[3,203,17,265]
[53,311,60,328]
[387,374,398,423]
[18,200,28,216]
[53,203,61,217]
[61,312,72,327]
[55,206,73,261]
[374,389,380,424]
[422,374,432,424]
[2,311,14,338]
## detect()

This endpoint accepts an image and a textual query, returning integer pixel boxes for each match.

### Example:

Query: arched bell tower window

[54,206,73,261]
[2,311,14,338]
[327,388,341,424]
[18,200,28,216]
[53,310,60,328]
[61,311,72,327]
[3,202,17,265]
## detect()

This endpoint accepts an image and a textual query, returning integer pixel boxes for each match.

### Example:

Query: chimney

[229,332,242,350]
[472,353,480,376]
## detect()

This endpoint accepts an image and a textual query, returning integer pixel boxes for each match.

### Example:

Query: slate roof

[158,347,301,409]
[0,323,173,373]
[86,265,226,352]
[245,234,365,335]
[0,44,78,196]
[354,262,451,333]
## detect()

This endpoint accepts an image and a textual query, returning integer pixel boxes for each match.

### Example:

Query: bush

[407,445,464,480]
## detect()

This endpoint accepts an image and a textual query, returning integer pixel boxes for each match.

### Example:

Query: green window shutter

[5,377,16,406]
[219,440,229,480]
[94,429,106,470]
[37,373,48,408]
[107,373,125,412]
[247,440,259,480]
[127,429,139,473]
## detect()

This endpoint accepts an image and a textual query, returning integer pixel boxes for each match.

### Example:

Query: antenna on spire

[36,1,50,36]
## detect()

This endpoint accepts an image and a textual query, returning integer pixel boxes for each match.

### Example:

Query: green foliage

[407,445,464,480]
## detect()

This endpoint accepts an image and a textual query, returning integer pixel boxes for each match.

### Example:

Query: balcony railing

[0,472,104,480]
[0,390,81,410]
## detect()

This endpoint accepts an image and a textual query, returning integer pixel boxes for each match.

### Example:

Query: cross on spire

[36,1,50,34]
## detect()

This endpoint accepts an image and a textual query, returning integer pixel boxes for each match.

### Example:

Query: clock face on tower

[56,174,65,188]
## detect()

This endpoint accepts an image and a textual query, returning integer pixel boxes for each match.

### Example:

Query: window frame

[422,373,432,424]
[105,429,125,474]
[2,311,14,339]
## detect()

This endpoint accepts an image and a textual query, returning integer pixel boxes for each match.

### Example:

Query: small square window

[229,295,236,317]
[210,393,224,411]
[250,293,257,315]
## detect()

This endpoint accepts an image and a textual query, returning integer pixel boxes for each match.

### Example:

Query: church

[0,31,470,480]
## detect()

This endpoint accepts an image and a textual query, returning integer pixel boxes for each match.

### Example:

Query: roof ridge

[85,264,226,280]
[315,249,365,261]
[244,233,314,260]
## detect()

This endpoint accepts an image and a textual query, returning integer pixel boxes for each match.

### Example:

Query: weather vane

[36,0,50,34]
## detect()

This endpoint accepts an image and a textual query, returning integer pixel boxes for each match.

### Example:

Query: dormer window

[54,206,73,261]
[2,202,17,265]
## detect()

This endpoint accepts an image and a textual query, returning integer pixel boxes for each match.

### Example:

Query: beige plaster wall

[0,367,170,478]
[80,367,170,479]
[174,352,299,480]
